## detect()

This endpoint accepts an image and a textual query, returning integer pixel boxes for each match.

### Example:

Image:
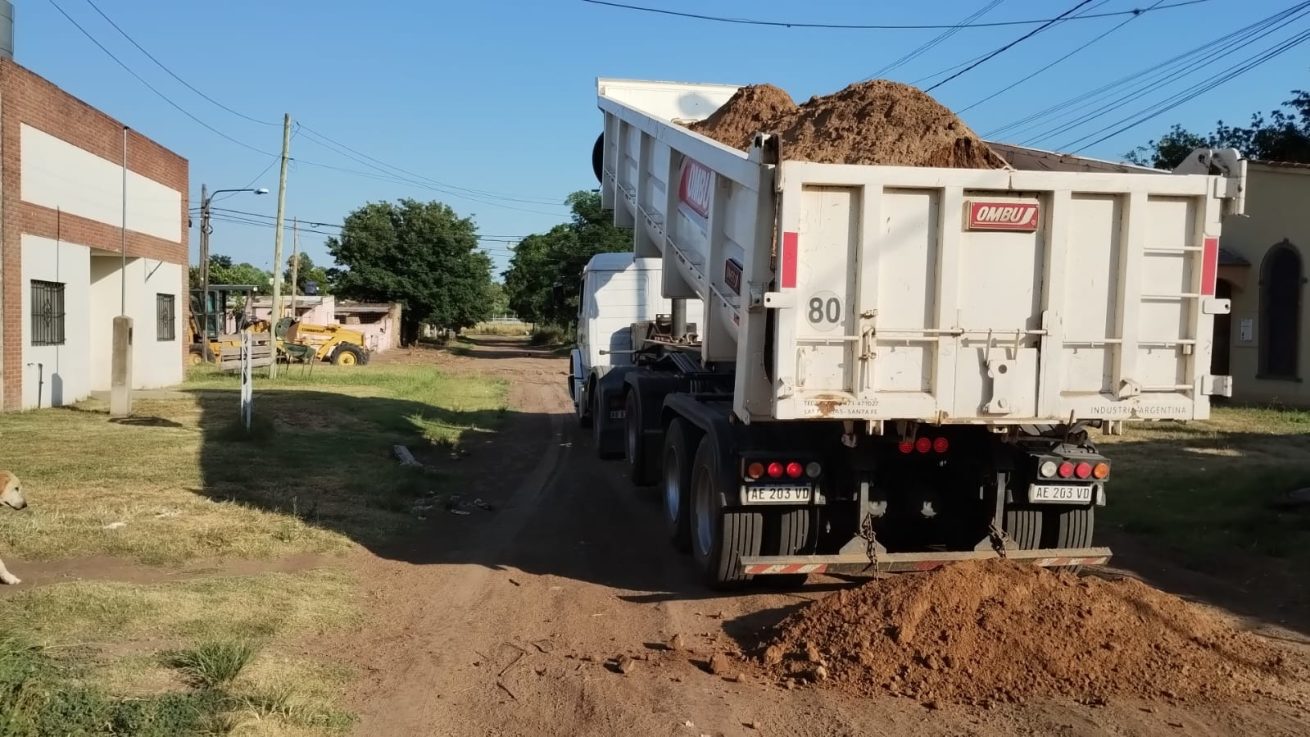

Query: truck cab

[571,254,698,424]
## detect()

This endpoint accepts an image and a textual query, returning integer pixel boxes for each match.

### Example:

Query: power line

[867,0,1005,79]
[984,2,1307,139]
[45,0,273,156]
[292,154,568,214]
[1065,26,1310,152]
[580,0,1210,30]
[296,124,565,206]
[1010,4,1310,145]
[957,0,1162,113]
[926,0,1098,92]
[60,0,567,217]
[80,0,277,126]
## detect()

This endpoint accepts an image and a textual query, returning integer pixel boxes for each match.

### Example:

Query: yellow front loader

[274,317,370,366]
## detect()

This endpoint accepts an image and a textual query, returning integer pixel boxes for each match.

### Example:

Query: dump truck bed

[596,78,1245,426]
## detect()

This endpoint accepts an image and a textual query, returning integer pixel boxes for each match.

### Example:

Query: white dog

[0,471,27,585]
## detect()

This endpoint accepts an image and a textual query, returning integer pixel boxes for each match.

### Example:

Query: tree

[189,255,271,290]
[284,253,331,295]
[326,199,494,344]
[486,282,510,317]
[502,191,631,326]
[1127,89,1310,168]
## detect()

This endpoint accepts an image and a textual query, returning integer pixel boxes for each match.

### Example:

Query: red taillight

[898,440,914,454]
[766,462,784,479]
[915,437,932,454]
[1057,462,1075,479]
[746,462,764,480]
[933,437,950,454]
[785,461,804,479]
[1075,462,1093,480]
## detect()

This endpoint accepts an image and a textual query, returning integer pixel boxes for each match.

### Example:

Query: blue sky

[19,0,1309,276]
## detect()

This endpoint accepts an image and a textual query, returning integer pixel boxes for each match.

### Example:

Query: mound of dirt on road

[690,79,1004,169]
[760,561,1297,706]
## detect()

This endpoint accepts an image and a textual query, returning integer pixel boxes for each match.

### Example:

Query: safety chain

[858,513,880,570]
[987,521,1013,559]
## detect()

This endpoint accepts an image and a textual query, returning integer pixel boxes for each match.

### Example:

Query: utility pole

[198,183,213,362]
[269,113,292,378]
[111,126,133,418]
[290,217,300,309]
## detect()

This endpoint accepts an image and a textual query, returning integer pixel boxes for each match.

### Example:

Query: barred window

[157,293,176,341]
[30,280,65,346]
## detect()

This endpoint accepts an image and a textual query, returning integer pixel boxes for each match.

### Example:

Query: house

[1,58,188,410]
[250,295,402,353]
[1215,160,1310,406]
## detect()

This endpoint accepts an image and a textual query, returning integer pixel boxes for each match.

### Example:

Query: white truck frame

[579,78,1246,587]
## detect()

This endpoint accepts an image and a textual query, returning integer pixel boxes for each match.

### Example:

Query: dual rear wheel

[658,419,809,589]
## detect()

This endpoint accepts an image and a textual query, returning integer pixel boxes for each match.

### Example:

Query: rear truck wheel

[624,391,658,486]
[188,351,204,366]
[761,509,811,588]
[690,436,761,588]
[1000,473,1043,550]
[1004,506,1043,550]
[577,378,593,428]
[332,344,364,366]
[1053,506,1095,548]
[592,388,622,460]
[661,419,698,552]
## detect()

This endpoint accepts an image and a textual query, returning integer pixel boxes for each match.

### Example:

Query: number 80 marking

[807,291,842,331]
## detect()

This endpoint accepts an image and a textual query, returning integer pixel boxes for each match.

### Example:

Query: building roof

[1249,159,1310,172]
[984,141,1163,174]
[335,303,396,315]
[1219,248,1250,267]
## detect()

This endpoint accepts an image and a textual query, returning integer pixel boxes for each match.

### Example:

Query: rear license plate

[1028,484,1093,504]
[744,486,812,504]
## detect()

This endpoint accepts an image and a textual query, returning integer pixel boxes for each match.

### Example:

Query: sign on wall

[1239,318,1254,343]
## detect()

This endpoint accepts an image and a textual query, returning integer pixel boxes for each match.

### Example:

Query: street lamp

[198,184,268,361]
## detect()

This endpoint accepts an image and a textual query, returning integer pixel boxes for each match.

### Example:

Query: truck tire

[1003,507,1042,550]
[661,419,698,552]
[689,437,761,588]
[762,509,810,588]
[624,391,658,486]
[1053,506,1095,549]
[332,344,364,366]
[573,364,592,428]
[592,391,622,459]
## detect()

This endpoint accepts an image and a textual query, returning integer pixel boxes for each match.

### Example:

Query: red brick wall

[0,59,190,410]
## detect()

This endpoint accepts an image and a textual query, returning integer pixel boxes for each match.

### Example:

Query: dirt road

[334,340,1309,737]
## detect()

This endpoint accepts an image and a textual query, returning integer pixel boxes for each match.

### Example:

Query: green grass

[0,362,497,733]
[0,629,351,737]
[0,362,507,563]
[464,320,533,337]
[1,571,357,736]
[1100,405,1310,569]
[169,641,257,689]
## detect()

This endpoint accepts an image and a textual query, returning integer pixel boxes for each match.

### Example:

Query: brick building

[1,57,189,410]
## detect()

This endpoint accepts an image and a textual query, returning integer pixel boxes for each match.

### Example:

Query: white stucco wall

[21,235,91,409]
[88,255,184,392]
[20,124,182,241]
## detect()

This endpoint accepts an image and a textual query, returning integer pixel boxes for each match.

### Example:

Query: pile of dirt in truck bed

[690,80,1005,169]
[759,561,1300,706]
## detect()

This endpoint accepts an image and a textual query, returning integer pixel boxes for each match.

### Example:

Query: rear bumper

[739,546,1111,576]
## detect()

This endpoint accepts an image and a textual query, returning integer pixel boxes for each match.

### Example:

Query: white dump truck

[571,78,1246,587]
